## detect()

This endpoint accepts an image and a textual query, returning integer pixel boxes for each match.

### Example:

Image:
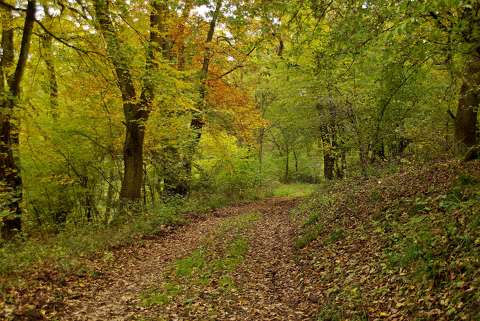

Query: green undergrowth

[186,185,272,212]
[0,203,185,281]
[293,194,332,248]
[141,211,260,308]
[295,160,480,320]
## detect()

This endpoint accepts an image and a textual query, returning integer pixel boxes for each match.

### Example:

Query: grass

[295,224,324,249]
[293,194,332,249]
[272,183,320,198]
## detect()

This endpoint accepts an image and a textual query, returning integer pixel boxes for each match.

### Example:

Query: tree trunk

[148,0,191,197]
[258,127,265,171]
[104,167,115,223]
[455,53,480,154]
[370,140,385,162]
[335,149,346,179]
[0,1,36,239]
[79,176,97,222]
[177,0,193,71]
[391,137,411,158]
[0,112,22,237]
[293,149,298,174]
[323,151,335,180]
[152,0,193,198]
[143,163,147,206]
[359,144,368,176]
[40,9,59,118]
[163,148,189,197]
[318,94,340,181]
[120,124,145,201]
[284,147,290,183]
[341,150,347,178]
[41,34,59,118]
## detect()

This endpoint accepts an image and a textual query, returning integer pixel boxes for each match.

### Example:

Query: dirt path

[55,197,318,321]
[210,197,318,321]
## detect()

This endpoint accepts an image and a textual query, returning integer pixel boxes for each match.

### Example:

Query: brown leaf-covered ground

[59,197,322,321]
[3,197,320,321]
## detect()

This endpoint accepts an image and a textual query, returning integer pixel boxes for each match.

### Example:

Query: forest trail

[57,197,318,321]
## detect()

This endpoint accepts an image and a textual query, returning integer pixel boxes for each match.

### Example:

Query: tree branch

[9,0,36,96]
[34,18,104,56]
[447,109,456,120]
[214,45,256,80]
[0,0,26,12]
[215,64,244,80]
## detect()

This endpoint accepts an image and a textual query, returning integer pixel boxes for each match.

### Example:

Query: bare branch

[215,64,244,80]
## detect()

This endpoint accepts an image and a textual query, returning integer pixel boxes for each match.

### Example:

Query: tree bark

[455,53,480,154]
[0,1,36,239]
[284,146,290,183]
[162,145,189,196]
[359,144,368,176]
[323,149,335,180]
[335,148,346,179]
[40,9,59,118]
[317,97,339,181]
[42,34,59,118]
[258,127,265,170]
[121,125,145,201]
[147,1,190,197]
[104,167,115,223]
[177,0,193,71]
[293,149,298,173]
[346,100,368,176]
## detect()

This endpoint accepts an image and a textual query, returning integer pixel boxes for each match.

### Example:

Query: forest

[0,0,479,320]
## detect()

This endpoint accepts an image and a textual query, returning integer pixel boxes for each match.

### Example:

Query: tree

[0,0,36,238]
[94,0,170,205]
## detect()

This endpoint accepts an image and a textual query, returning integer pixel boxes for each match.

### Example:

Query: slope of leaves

[296,159,480,320]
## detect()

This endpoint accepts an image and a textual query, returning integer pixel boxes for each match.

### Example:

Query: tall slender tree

[0,0,36,238]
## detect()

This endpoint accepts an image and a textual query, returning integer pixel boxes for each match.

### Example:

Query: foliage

[0,201,185,277]
[1,0,475,240]
[0,195,245,279]
[194,131,270,200]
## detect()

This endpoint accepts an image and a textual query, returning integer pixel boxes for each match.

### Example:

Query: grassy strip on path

[140,212,261,311]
